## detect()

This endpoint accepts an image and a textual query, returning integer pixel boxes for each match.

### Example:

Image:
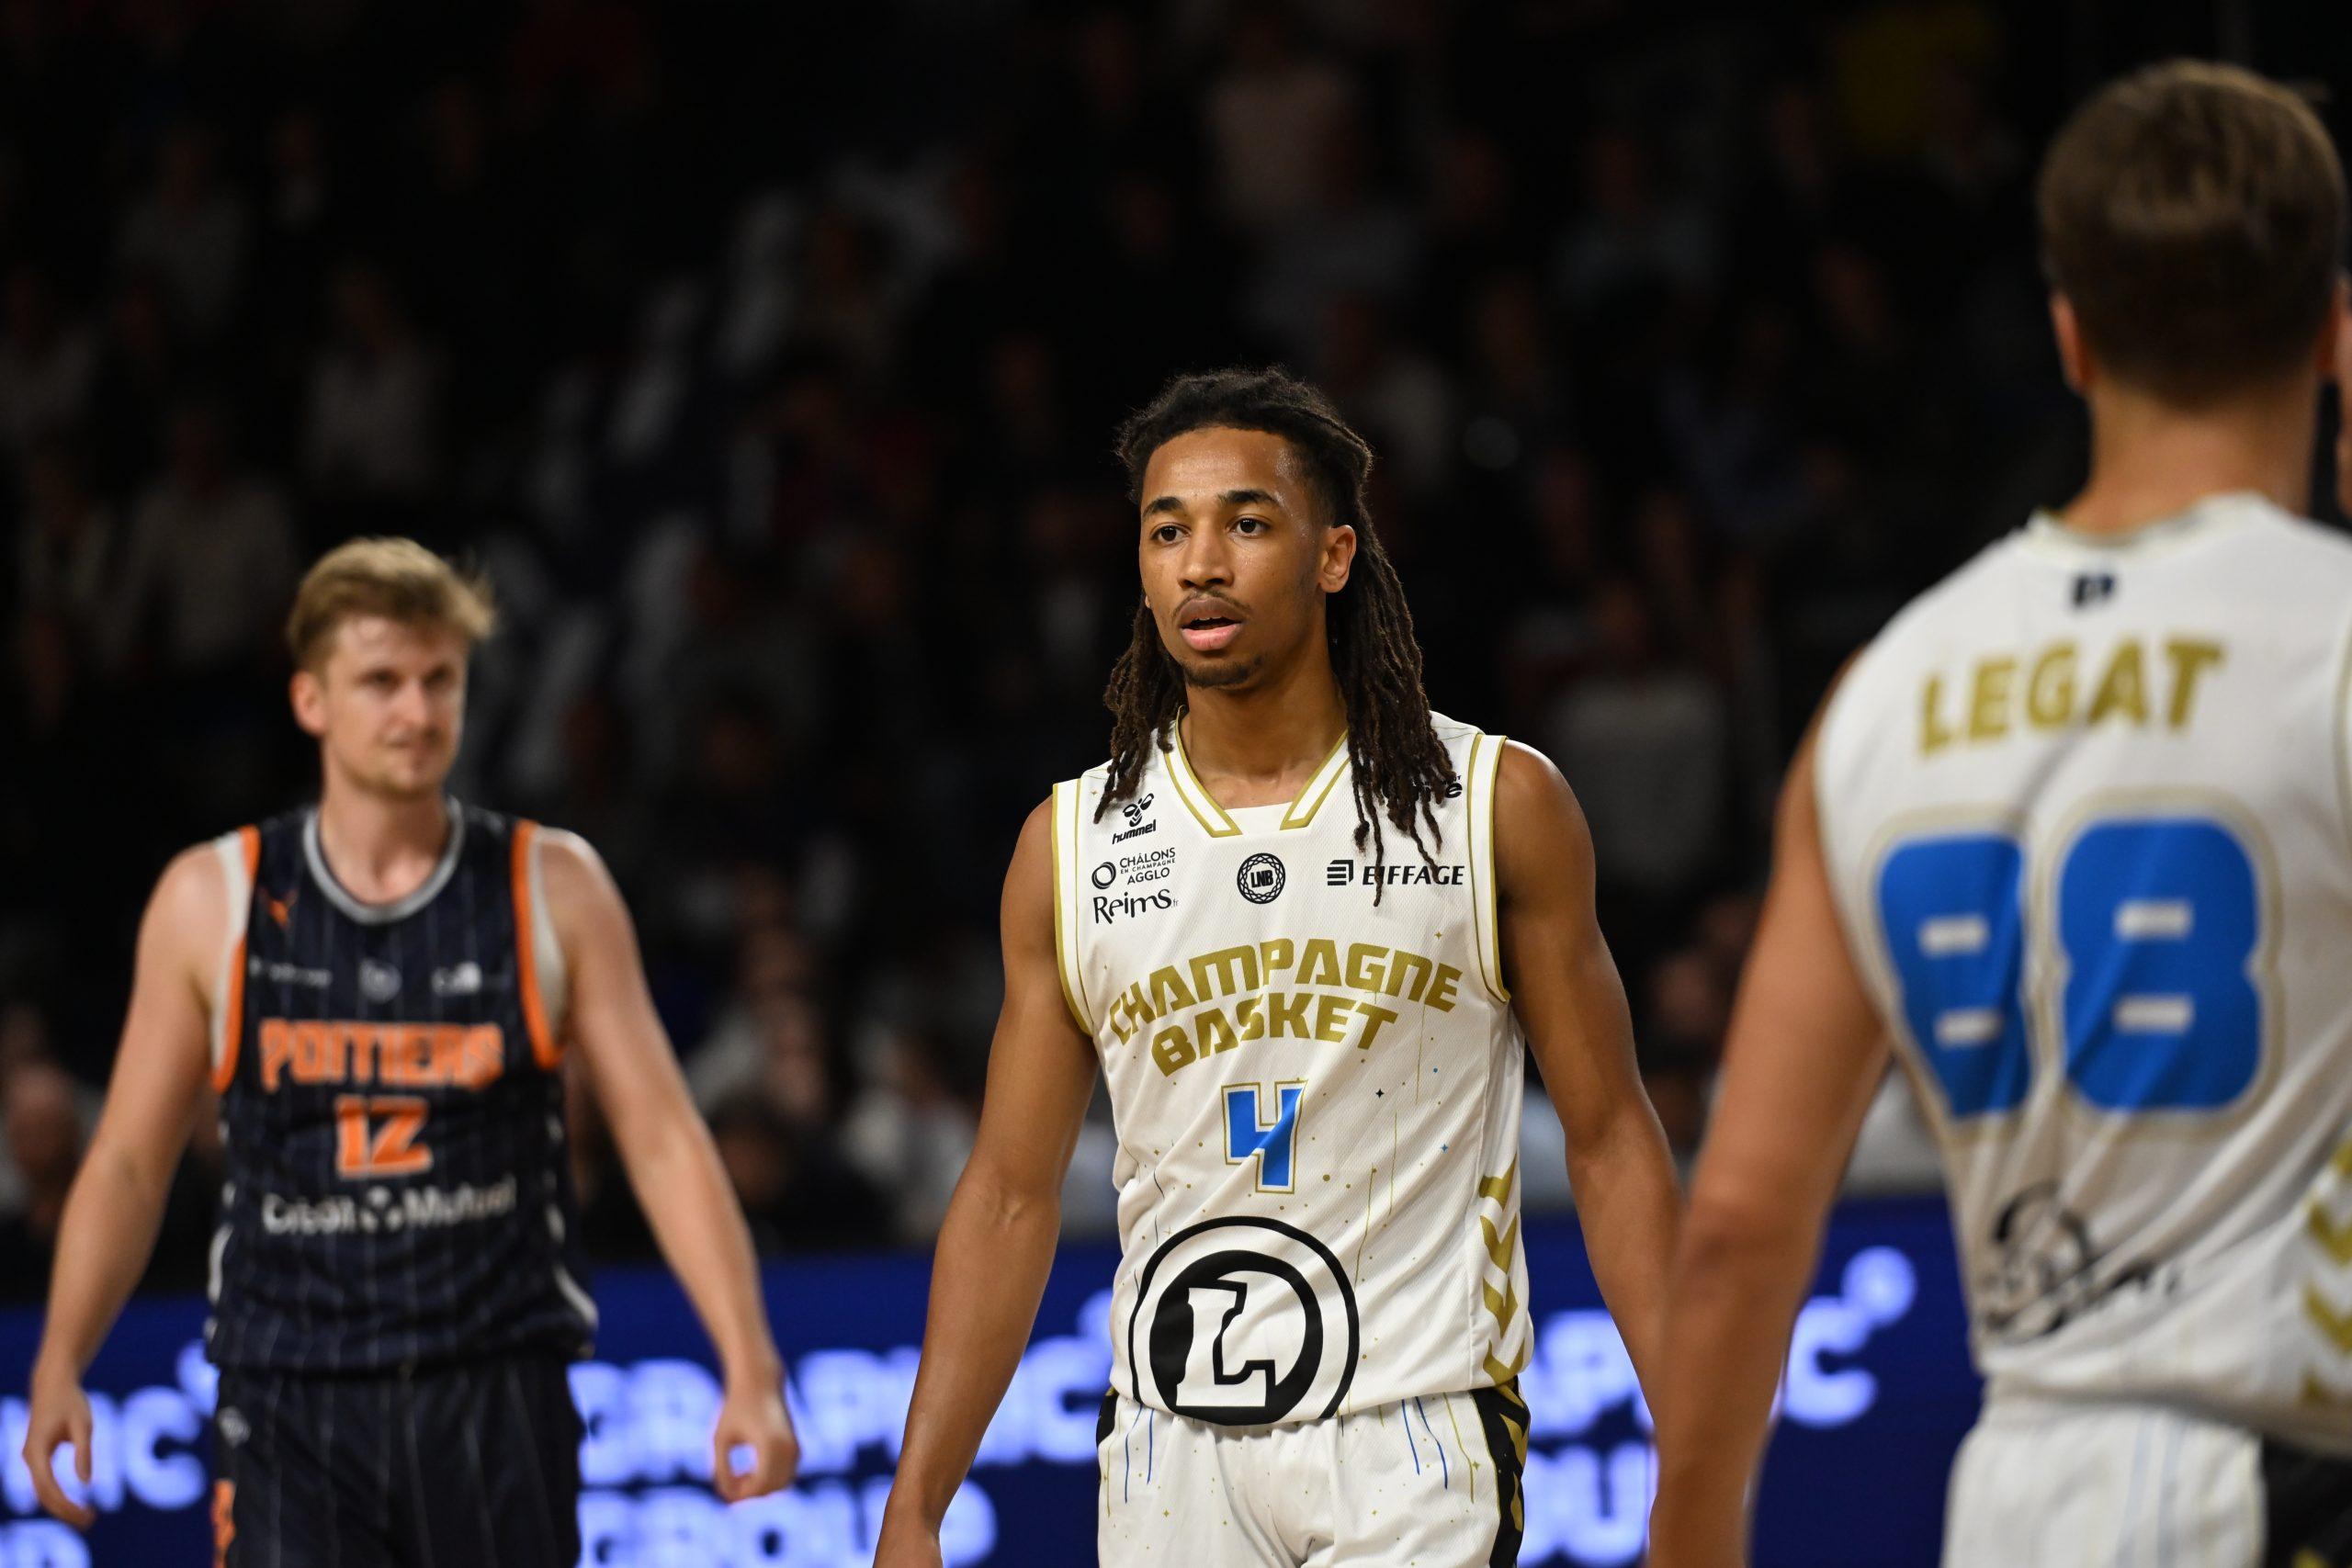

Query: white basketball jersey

[1051,712,1532,1426]
[1815,492,2352,1450]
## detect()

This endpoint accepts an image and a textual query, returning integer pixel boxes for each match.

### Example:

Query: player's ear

[289,666,327,738]
[2049,292,2093,395]
[1317,523,1357,595]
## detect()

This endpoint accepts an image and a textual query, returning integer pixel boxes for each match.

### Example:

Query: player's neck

[314,781,453,904]
[1179,651,1348,809]
[2063,374,2317,536]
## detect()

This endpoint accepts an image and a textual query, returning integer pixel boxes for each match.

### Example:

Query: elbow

[1671,1190,1816,1292]
[952,1159,1062,1235]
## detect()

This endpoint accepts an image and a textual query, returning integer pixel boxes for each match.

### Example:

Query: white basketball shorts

[1943,1398,2352,1567]
[1096,1383,1530,1567]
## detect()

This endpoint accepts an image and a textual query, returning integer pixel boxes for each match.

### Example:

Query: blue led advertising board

[0,1198,1977,1566]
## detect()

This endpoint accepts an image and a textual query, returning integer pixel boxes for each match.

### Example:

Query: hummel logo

[430,962,484,998]
[1121,794,1154,829]
[265,887,298,929]
[2072,572,2116,607]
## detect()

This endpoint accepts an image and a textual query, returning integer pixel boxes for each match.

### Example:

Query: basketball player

[20,539,798,1562]
[874,369,1680,1567]
[1647,62,2352,1566]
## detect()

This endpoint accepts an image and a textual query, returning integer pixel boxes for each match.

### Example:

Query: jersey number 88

[1873,812,2267,1121]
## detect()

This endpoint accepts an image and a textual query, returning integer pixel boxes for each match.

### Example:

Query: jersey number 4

[1226,1083,1305,1193]
[1875,812,2267,1121]
[334,1094,435,1178]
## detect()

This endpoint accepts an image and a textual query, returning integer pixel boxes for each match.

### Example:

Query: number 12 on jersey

[1226,1082,1305,1192]
[1875,812,2268,1121]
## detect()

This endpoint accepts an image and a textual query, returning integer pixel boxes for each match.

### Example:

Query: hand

[873,1505,946,1568]
[711,1372,798,1503]
[22,1359,96,1529]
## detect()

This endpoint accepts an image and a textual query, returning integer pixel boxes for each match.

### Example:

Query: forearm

[887,1168,1063,1529]
[34,1154,174,1377]
[621,1122,782,1387]
[1565,1106,1682,1393]
[1647,1204,1827,1555]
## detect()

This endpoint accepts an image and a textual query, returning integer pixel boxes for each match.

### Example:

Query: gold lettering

[1147,965,1197,1014]
[1197,1009,1239,1055]
[1110,979,1153,1045]
[1263,991,1310,1039]
[1312,994,1353,1043]
[1260,938,1295,976]
[1921,675,1955,756]
[1355,1002,1401,1051]
[2026,643,2075,728]
[1151,1023,1195,1076]
[1237,995,1266,1041]
[1968,657,2015,741]
[1343,942,1388,992]
[2086,640,2148,727]
[1427,964,1463,1012]
[2164,639,2223,728]
[1383,950,1433,1003]
[1297,939,1341,987]
[1188,946,1261,1001]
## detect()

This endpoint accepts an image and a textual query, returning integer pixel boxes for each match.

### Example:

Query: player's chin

[369,756,451,798]
[1170,648,1261,691]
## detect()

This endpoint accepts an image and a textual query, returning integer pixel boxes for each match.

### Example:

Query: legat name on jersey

[1050,713,1532,1427]
[1815,495,2352,1454]
[202,802,596,1373]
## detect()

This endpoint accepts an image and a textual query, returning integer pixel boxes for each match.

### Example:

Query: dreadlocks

[1098,367,1455,885]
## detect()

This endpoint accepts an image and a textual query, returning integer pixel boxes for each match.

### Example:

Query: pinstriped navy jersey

[204,801,596,1371]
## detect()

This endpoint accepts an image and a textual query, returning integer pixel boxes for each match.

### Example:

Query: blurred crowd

[3,0,2281,1298]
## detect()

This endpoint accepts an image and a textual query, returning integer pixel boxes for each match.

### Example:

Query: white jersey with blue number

[1050,712,1531,1426]
[1815,492,2352,1450]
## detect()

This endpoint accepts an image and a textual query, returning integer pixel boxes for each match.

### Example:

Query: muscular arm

[879,800,1099,1554]
[1493,742,1682,1393]
[1645,728,1888,1568]
[26,847,223,1524]
[543,832,796,1500]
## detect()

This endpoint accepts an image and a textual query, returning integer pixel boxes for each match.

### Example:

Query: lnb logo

[1236,853,1285,905]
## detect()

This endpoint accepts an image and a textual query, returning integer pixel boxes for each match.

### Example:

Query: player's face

[293,616,469,800]
[1136,426,1355,692]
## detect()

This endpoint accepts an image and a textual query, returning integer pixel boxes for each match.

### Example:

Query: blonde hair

[286,537,497,671]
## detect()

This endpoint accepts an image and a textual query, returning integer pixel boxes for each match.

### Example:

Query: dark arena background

[2,2,2349,1564]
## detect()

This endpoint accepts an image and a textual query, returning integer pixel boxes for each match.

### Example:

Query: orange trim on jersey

[512,819,562,1069]
[213,826,262,1092]
[212,1478,234,1566]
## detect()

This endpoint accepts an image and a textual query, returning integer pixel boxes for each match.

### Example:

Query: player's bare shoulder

[532,826,622,919]
[146,835,245,1005]
[1489,738,1597,894]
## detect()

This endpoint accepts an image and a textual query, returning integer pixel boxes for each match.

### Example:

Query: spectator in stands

[108,400,299,678]
[118,121,246,342]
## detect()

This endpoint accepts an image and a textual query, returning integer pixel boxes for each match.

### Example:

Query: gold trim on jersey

[1465,732,1511,1003]
[2303,1284,2352,1354]
[1280,735,1353,829]
[1049,783,1097,1034]
[1474,1157,1531,1382]
[1163,719,1350,837]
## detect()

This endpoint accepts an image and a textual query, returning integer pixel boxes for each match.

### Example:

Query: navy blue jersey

[205,802,595,1372]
